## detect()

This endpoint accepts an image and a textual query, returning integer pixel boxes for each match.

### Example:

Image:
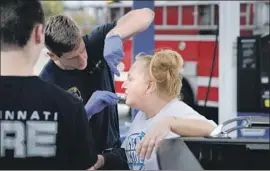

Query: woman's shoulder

[161,98,201,117]
[133,111,148,122]
[167,98,195,110]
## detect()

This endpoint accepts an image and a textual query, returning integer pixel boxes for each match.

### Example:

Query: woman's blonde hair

[135,49,184,99]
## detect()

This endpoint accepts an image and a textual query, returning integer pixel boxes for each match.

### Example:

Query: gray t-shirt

[121,98,217,170]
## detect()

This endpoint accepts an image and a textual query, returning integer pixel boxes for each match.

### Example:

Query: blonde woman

[121,49,217,170]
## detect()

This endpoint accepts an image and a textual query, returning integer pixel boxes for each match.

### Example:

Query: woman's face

[121,61,150,109]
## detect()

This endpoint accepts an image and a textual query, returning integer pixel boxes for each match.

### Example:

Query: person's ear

[47,51,59,61]
[34,24,44,44]
[146,80,156,95]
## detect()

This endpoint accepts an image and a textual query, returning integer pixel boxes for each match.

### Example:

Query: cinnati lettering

[17,111,27,120]
[0,110,58,121]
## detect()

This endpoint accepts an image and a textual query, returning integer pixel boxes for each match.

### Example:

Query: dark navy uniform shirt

[0,76,97,169]
[39,21,121,154]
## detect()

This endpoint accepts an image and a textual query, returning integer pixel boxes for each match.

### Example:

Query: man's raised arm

[106,8,155,40]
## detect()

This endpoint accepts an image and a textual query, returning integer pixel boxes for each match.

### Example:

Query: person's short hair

[45,15,81,57]
[1,0,44,51]
[136,49,184,99]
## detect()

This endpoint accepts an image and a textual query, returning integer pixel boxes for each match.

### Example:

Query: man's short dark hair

[1,0,45,51]
[45,15,81,57]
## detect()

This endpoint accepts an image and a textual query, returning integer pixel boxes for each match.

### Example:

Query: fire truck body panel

[117,35,220,108]
[81,1,269,114]
[111,1,257,110]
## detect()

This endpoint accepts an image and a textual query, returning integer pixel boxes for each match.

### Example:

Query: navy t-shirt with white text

[0,76,97,169]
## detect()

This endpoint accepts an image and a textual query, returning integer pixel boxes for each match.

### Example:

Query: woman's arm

[136,116,217,160]
[169,116,217,137]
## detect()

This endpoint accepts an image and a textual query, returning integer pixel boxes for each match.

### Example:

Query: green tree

[42,1,64,19]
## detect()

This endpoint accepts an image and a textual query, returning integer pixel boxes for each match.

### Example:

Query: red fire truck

[74,1,268,120]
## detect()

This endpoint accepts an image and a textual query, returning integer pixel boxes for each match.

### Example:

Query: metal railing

[64,1,268,32]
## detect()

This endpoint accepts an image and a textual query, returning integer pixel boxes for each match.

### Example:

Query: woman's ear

[146,80,156,95]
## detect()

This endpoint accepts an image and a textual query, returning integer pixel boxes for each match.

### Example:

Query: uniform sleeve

[101,112,146,170]
[82,21,117,61]
[91,21,117,41]
[99,112,145,170]
[101,148,129,170]
[100,21,118,39]
[70,103,98,169]
[83,21,117,48]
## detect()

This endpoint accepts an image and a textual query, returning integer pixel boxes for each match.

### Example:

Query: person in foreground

[40,9,154,169]
[120,49,217,170]
[0,0,97,169]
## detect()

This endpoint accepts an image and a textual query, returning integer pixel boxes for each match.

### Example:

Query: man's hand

[85,90,119,120]
[88,155,105,170]
[103,35,124,77]
[136,116,174,160]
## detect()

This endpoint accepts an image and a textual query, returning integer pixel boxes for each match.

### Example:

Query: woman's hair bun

[149,49,183,82]
[148,49,184,98]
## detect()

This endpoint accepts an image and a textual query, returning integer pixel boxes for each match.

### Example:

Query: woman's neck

[141,96,174,119]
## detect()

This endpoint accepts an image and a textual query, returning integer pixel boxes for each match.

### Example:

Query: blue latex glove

[85,90,119,120]
[103,35,124,77]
